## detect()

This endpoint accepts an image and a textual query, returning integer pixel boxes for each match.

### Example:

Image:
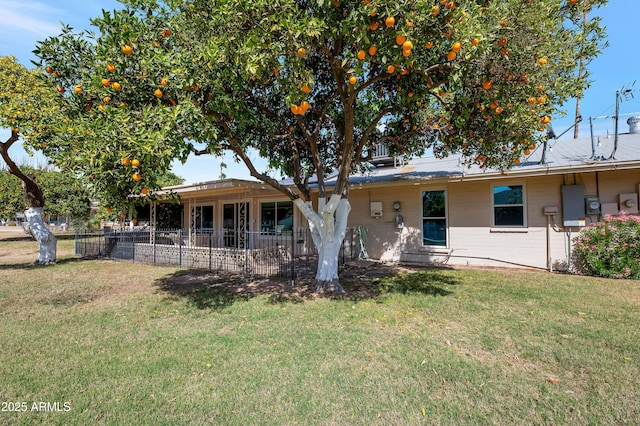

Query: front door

[223,203,249,248]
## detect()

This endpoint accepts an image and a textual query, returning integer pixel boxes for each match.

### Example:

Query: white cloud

[0,1,66,36]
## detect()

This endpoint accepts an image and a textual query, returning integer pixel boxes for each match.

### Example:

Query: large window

[493,185,525,227]
[422,190,447,246]
[261,201,293,235]
[195,205,214,230]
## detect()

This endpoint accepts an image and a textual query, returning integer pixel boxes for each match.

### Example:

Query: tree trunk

[25,207,57,265]
[296,196,351,293]
[1,130,57,264]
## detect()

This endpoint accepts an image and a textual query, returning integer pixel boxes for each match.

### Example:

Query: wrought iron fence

[75,227,362,281]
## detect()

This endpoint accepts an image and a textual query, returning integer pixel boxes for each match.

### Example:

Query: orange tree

[35,0,606,291]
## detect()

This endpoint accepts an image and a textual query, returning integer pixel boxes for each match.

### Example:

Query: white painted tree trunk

[25,207,57,265]
[295,196,351,292]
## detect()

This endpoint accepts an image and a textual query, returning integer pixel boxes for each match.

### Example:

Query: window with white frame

[422,190,447,246]
[260,201,293,234]
[492,185,525,226]
[194,205,214,230]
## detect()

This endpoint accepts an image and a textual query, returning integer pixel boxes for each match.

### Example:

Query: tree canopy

[34,0,607,212]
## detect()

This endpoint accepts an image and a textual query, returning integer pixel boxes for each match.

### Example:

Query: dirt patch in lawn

[155,260,442,305]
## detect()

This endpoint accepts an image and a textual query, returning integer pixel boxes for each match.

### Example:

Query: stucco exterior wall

[345,169,640,270]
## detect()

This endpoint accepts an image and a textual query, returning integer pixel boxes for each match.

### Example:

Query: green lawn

[0,236,638,425]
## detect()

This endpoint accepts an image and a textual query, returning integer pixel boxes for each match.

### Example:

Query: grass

[0,232,639,425]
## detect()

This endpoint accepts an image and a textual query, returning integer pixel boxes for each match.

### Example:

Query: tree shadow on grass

[334,263,459,301]
[154,262,459,309]
[0,256,87,270]
[154,270,258,311]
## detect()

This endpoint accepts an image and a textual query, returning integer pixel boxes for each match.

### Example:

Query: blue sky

[1,0,639,184]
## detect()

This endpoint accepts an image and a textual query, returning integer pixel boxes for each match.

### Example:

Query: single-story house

[143,117,640,271]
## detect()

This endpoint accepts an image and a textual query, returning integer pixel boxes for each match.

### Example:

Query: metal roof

[342,131,640,186]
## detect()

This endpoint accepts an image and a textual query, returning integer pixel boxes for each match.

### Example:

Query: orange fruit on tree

[369,21,379,31]
[349,75,357,85]
[357,49,366,60]
[112,82,121,91]
[131,159,140,167]
[396,35,406,45]
[160,78,168,86]
[451,41,462,52]
[103,96,111,104]
[524,149,531,156]
[483,81,492,90]
[431,5,440,16]
[122,158,130,167]
[300,101,310,112]
[106,63,116,73]
[425,41,433,49]
[402,40,413,50]
[385,16,395,27]
[471,38,479,46]
[297,47,307,57]
[74,86,83,94]
[498,37,507,47]
[290,104,301,115]
[154,88,163,98]
[495,107,503,114]
[446,51,456,61]
[527,96,536,104]
[387,64,396,74]
[541,115,551,124]
[301,83,312,93]
[101,78,111,87]
[538,57,548,66]
[402,49,411,57]
[45,66,53,74]
[368,45,377,56]
[141,188,149,195]
[122,44,133,55]
[132,172,141,181]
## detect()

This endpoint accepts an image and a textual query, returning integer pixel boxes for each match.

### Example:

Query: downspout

[547,214,552,272]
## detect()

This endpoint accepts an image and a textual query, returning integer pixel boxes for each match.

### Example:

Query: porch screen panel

[195,206,214,230]
[261,201,293,234]
[422,190,447,247]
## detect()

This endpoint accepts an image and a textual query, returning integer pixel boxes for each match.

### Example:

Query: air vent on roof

[627,116,640,134]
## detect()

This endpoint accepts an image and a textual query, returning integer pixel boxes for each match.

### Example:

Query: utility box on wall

[562,185,586,227]
[370,201,383,218]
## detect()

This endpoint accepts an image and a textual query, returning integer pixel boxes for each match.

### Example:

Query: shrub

[573,212,640,279]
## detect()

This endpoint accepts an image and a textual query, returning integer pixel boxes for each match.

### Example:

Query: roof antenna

[606,81,635,160]
[540,116,581,165]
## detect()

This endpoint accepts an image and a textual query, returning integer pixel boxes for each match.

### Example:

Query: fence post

[290,229,295,283]
[153,229,157,266]
[209,231,212,272]
[244,230,249,277]
[179,229,183,267]
[132,231,135,264]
